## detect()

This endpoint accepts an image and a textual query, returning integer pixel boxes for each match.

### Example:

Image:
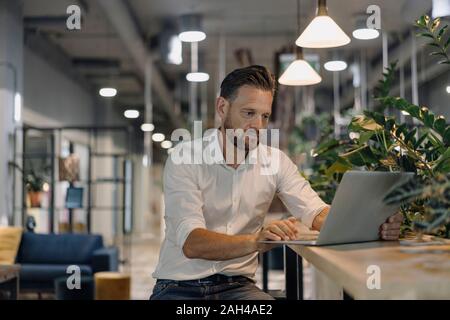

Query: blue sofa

[15,232,119,292]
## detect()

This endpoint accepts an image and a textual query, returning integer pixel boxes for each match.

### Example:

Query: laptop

[260,171,414,246]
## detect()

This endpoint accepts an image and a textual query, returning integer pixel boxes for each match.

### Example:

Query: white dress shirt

[152,129,328,281]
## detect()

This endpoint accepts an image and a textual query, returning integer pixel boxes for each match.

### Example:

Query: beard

[223,114,259,152]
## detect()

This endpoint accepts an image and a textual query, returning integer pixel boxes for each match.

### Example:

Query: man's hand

[379,212,403,240]
[254,217,299,253]
[257,217,299,241]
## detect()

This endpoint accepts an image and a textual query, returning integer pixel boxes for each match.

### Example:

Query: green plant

[25,169,45,192]
[384,173,450,238]
[415,15,450,65]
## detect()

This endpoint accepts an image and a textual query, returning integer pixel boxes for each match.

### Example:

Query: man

[150,65,402,300]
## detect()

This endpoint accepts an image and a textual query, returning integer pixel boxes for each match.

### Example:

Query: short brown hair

[219,65,276,102]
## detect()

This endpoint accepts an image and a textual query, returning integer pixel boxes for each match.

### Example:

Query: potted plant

[25,170,45,208]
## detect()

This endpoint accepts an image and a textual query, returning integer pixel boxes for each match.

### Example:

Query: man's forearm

[183,228,258,261]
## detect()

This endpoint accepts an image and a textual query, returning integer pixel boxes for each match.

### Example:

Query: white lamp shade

[296,16,350,48]
[278,59,322,86]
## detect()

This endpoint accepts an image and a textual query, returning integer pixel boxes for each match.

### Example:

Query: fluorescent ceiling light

[446,85,450,94]
[296,0,350,48]
[141,123,155,132]
[152,133,165,142]
[99,87,117,97]
[161,140,173,149]
[278,59,322,86]
[124,109,139,119]
[352,28,379,40]
[186,72,209,82]
[324,60,347,71]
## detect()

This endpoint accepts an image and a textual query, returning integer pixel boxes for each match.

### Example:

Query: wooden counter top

[288,241,450,299]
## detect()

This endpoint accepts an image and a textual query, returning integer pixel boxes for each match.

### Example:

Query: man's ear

[216,96,229,121]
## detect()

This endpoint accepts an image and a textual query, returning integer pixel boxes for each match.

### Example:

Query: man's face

[218,85,273,150]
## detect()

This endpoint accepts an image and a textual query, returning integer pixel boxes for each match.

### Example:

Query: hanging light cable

[279,0,322,86]
[296,0,350,48]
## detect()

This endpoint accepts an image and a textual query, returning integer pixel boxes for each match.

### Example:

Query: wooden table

[0,265,20,300]
[285,241,450,300]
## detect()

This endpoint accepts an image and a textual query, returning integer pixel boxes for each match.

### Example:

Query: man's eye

[263,114,270,120]
[246,112,255,117]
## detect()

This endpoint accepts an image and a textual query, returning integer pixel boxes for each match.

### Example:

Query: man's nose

[250,115,264,129]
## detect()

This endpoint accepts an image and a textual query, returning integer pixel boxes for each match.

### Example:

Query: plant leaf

[434,117,447,135]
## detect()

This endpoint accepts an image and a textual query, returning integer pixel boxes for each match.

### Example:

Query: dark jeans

[150,274,274,300]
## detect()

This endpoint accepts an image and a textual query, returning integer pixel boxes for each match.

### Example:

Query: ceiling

[22,0,434,132]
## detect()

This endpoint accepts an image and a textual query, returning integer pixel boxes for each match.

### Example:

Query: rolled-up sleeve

[276,151,329,229]
[163,156,206,248]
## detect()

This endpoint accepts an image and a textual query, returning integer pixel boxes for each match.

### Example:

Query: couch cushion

[0,227,23,264]
[20,264,92,282]
[17,233,103,264]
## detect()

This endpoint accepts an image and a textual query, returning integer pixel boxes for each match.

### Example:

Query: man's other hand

[379,212,403,240]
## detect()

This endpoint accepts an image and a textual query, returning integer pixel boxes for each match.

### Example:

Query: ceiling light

[446,85,450,93]
[161,140,173,149]
[179,31,206,42]
[99,87,117,97]
[352,28,379,40]
[186,72,209,82]
[124,109,139,119]
[296,0,350,48]
[179,14,206,42]
[278,48,322,86]
[324,60,347,71]
[141,123,155,132]
[152,133,165,142]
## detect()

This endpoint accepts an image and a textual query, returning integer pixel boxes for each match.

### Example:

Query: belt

[160,274,253,285]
